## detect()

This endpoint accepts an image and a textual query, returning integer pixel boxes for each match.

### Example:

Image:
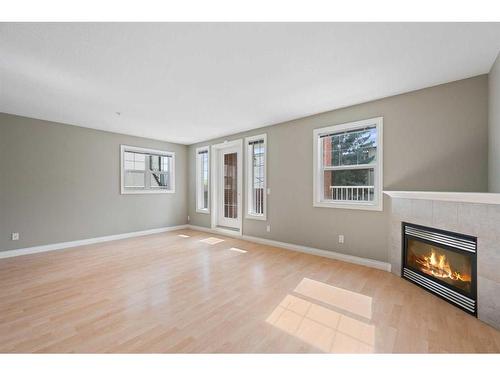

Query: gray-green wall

[0,75,489,260]
[188,75,489,262]
[489,54,500,192]
[0,113,188,252]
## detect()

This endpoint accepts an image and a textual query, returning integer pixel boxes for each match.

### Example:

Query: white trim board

[188,225,391,272]
[384,191,500,205]
[0,225,188,259]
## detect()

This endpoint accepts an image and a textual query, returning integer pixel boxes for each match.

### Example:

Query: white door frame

[210,139,243,235]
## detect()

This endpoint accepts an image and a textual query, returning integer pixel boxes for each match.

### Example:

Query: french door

[211,140,242,232]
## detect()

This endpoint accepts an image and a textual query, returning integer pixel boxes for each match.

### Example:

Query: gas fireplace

[402,222,477,316]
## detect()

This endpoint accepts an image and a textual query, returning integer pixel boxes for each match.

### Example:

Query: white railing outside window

[329,186,375,201]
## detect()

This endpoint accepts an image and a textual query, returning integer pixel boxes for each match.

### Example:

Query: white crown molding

[187,225,391,272]
[384,191,500,205]
[0,225,188,259]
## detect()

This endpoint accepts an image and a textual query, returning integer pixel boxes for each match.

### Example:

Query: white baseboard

[1,223,391,272]
[187,225,391,272]
[0,225,188,259]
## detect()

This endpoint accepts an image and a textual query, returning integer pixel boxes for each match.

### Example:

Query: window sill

[196,208,211,214]
[121,189,175,195]
[313,201,382,211]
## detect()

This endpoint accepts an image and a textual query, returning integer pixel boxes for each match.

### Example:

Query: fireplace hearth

[402,222,477,315]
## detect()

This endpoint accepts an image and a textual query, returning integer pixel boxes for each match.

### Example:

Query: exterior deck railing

[329,185,374,201]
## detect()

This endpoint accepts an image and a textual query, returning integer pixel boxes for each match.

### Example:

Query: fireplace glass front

[406,238,472,294]
[402,223,477,315]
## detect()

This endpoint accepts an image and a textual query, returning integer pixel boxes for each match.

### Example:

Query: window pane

[124,161,135,170]
[322,127,377,167]
[151,172,169,188]
[196,150,209,210]
[124,151,145,170]
[201,152,209,209]
[323,168,374,202]
[150,156,159,171]
[250,141,264,215]
[150,155,170,171]
[124,171,145,188]
[124,151,135,161]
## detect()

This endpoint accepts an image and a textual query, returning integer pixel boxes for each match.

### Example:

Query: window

[313,117,383,211]
[121,145,175,194]
[246,134,267,219]
[196,146,210,213]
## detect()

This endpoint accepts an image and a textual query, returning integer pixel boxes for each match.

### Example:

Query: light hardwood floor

[0,229,499,353]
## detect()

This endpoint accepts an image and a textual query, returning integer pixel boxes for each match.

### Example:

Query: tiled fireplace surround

[387,194,500,330]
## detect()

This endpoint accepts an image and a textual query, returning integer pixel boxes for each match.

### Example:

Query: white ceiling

[1,23,499,144]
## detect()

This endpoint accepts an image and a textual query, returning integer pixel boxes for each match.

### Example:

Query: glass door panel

[223,152,238,219]
[217,145,240,230]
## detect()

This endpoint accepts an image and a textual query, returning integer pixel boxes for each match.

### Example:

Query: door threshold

[213,226,242,237]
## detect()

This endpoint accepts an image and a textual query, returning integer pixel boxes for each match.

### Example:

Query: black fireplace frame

[401,222,477,316]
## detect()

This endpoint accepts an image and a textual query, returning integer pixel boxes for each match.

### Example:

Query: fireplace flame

[416,248,471,282]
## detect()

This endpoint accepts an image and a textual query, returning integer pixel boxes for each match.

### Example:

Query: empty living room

[1,1,500,372]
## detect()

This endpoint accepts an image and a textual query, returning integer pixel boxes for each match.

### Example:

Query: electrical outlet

[266,225,271,232]
[338,234,344,244]
[187,215,190,221]
[11,232,19,241]
[267,188,271,195]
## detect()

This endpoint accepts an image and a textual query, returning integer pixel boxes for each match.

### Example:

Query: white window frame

[313,117,383,211]
[120,145,175,194]
[245,134,267,220]
[195,146,210,214]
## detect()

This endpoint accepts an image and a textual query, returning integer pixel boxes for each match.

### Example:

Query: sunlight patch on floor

[229,247,247,253]
[266,293,375,353]
[199,237,225,245]
[294,278,372,319]
[178,234,190,238]
[266,277,375,353]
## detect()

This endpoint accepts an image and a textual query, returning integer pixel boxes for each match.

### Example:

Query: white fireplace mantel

[384,191,500,205]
